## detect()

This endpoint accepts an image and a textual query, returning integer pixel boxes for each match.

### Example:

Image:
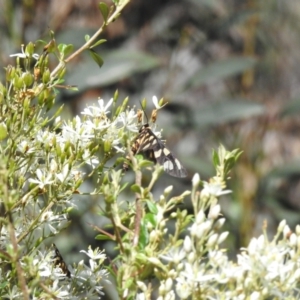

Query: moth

[52,243,71,278]
[123,123,187,178]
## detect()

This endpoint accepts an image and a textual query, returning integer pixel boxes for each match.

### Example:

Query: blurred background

[2,0,300,287]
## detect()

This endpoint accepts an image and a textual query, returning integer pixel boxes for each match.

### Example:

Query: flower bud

[208,204,221,220]
[218,231,229,244]
[278,219,286,232]
[192,173,200,187]
[183,236,192,253]
[42,69,50,83]
[25,42,35,56]
[6,65,15,81]
[289,233,297,247]
[22,72,34,87]
[104,140,112,153]
[14,76,24,89]
[207,233,218,248]
[164,185,173,195]
[195,210,205,224]
[214,218,226,230]
[283,224,291,238]
[165,278,173,292]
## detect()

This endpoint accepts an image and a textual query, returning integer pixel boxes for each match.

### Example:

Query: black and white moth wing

[52,243,71,278]
[127,124,187,177]
[153,141,187,178]
[135,128,158,152]
[137,130,187,178]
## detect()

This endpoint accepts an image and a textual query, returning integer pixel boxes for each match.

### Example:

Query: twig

[7,211,29,300]
[133,169,142,247]
[125,142,143,247]
[39,282,59,300]
[51,0,130,78]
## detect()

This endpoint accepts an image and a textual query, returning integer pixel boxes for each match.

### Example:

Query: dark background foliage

[2,0,300,285]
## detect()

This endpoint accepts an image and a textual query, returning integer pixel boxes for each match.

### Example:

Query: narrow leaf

[99,2,109,22]
[95,234,111,240]
[145,200,158,214]
[88,49,104,68]
[138,219,149,249]
[212,149,219,168]
[90,39,107,49]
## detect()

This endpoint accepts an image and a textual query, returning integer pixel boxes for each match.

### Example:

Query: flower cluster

[2,83,300,300]
[131,167,300,300]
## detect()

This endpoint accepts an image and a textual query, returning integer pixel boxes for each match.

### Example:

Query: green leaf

[212,148,219,168]
[145,200,158,214]
[99,2,109,22]
[139,159,154,168]
[145,212,157,227]
[36,39,47,46]
[224,156,236,176]
[119,182,129,193]
[90,39,107,49]
[185,56,257,89]
[0,281,8,289]
[131,184,142,193]
[85,34,90,42]
[88,49,104,67]
[138,219,149,249]
[95,234,111,240]
[58,44,74,57]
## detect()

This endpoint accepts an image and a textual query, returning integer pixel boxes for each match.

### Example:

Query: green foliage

[88,48,104,67]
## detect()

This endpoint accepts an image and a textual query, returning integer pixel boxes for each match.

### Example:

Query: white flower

[82,150,99,168]
[160,246,187,265]
[152,95,160,109]
[190,220,212,238]
[202,181,231,197]
[29,169,54,188]
[56,164,70,182]
[136,292,146,300]
[175,276,193,299]
[61,115,93,145]
[10,44,39,60]
[116,109,138,132]
[81,98,113,117]
[80,246,106,260]
[250,291,260,300]
[80,246,106,271]
[18,140,36,154]
[152,95,167,109]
